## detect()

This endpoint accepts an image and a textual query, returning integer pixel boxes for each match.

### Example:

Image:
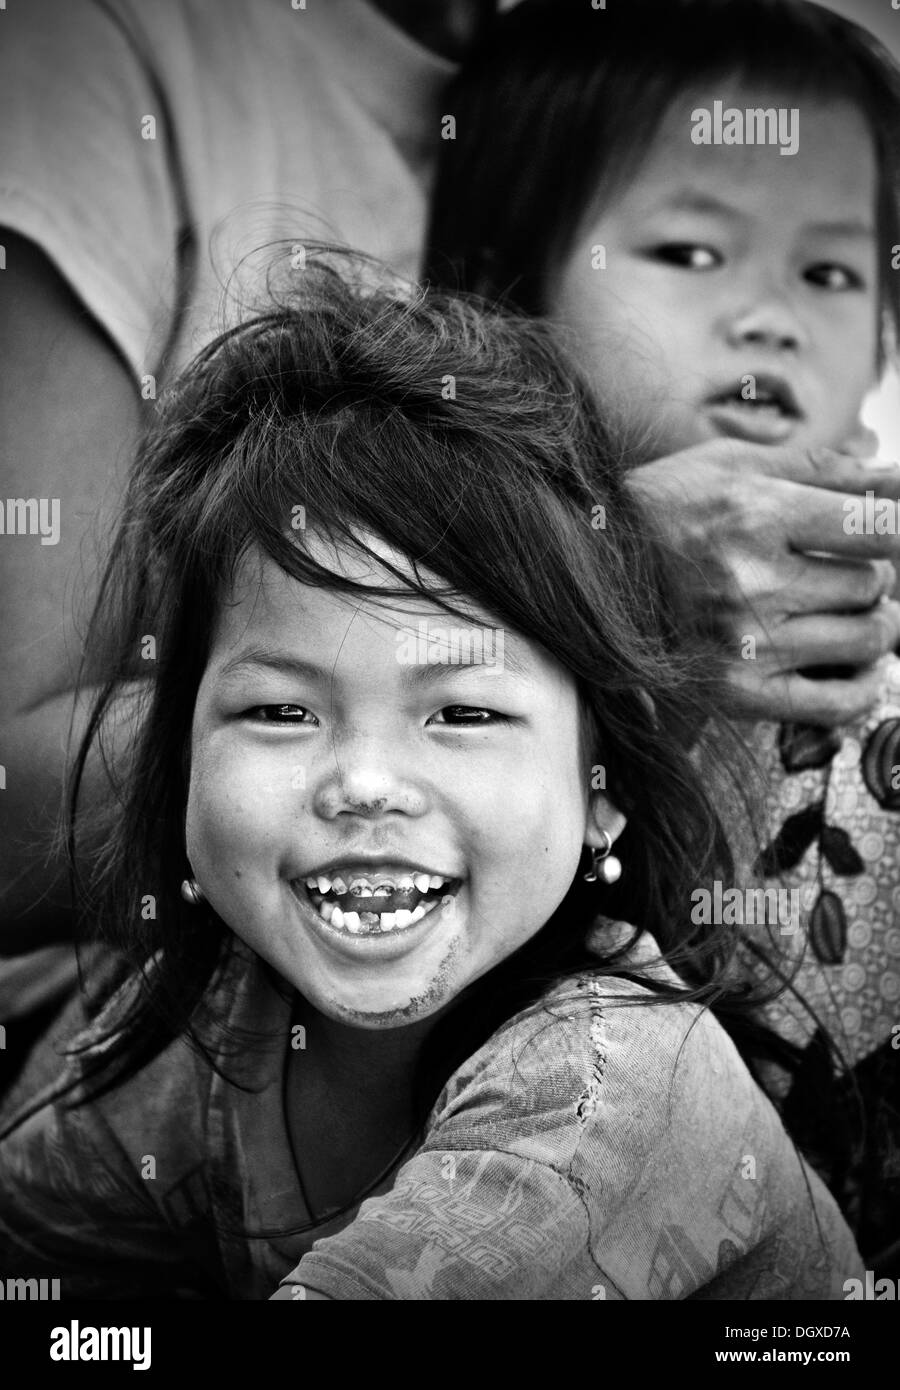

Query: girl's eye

[650,243,722,270]
[428,705,508,726]
[805,262,864,292]
[245,704,318,725]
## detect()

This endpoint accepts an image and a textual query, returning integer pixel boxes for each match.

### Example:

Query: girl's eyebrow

[805,218,874,239]
[644,192,874,239]
[646,191,742,220]
[217,652,327,684]
[216,645,532,683]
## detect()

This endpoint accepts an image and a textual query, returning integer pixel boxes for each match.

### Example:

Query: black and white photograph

[1,0,899,1346]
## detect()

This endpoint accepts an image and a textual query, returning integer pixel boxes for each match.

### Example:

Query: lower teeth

[309,891,437,935]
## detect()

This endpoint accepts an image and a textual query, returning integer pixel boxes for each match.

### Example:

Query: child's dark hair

[66,249,790,1120]
[425,0,900,366]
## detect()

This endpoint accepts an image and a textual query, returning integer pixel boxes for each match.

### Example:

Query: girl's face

[548,90,879,459]
[185,535,621,1028]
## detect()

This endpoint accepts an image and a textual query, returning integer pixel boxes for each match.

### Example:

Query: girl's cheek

[188,739,287,847]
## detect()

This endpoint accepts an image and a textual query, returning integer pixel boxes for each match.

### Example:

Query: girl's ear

[584,792,627,850]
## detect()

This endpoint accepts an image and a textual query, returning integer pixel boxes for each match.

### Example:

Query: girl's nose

[312,741,428,820]
[724,294,808,353]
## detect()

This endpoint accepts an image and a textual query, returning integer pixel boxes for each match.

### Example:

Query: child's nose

[725,294,808,353]
[312,741,428,820]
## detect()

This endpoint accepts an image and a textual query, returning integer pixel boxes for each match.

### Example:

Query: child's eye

[428,705,509,726]
[649,243,722,270]
[805,262,865,292]
[245,704,318,725]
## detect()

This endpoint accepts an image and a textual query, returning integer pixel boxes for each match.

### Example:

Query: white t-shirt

[0,0,453,383]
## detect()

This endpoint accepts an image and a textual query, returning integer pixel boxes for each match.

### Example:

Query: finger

[662,437,900,495]
[761,601,900,671]
[767,555,895,614]
[726,657,888,726]
[777,483,900,557]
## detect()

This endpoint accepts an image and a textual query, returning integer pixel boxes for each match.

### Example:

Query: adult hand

[626,439,900,726]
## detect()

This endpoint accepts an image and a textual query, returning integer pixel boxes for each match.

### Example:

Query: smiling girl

[0,257,861,1299]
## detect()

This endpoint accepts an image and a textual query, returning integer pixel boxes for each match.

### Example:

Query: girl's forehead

[614,88,876,223]
[204,539,565,694]
[211,537,494,645]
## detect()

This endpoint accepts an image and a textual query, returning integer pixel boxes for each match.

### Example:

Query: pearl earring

[181,877,205,906]
[583,830,622,885]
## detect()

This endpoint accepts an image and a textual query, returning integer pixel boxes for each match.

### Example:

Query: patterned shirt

[736,657,900,1258]
[0,929,862,1300]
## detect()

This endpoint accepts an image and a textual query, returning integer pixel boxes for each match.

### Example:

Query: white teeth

[307,889,444,934]
[310,870,451,897]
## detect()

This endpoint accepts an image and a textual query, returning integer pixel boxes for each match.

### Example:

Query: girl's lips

[705,399,799,445]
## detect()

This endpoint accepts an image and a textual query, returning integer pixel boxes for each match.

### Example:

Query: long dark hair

[65,249,786,1121]
[425,0,900,366]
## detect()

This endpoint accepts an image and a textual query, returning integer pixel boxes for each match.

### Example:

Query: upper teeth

[306,872,447,895]
[727,389,782,408]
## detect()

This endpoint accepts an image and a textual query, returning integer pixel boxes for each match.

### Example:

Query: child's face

[548,90,878,458]
[185,536,617,1029]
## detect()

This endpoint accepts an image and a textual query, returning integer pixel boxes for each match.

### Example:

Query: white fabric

[0,0,452,382]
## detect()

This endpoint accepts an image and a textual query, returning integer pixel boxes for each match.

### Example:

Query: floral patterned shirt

[737,656,900,1263]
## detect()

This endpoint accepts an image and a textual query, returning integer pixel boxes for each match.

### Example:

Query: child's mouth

[705,376,803,445]
[295,870,460,936]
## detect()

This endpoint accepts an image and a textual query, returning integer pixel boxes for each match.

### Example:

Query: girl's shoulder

[428,922,751,1158]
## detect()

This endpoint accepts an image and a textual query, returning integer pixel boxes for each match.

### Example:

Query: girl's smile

[289,871,463,964]
[296,861,460,936]
[185,532,623,1028]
